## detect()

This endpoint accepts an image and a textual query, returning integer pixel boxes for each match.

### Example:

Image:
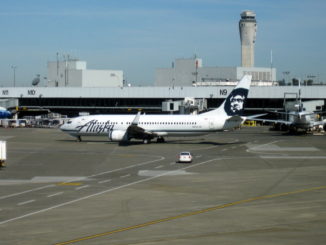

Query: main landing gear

[142,137,165,144]
[156,137,165,143]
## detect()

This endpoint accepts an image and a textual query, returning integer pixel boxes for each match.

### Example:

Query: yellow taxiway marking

[57,182,82,186]
[55,185,326,245]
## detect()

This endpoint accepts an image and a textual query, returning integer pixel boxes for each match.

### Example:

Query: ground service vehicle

[178,151,193,163]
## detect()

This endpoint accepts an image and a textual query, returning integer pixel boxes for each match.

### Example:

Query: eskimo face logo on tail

[224,88,248,116]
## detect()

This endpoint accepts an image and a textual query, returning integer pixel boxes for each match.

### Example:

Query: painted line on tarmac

[17,200,35,206]
[0,156,223,225]
[0,156,165,201]
[120,174,131,178]
[0,185,55,200]
[261,156,326,159]
[57,182,82,186]
[98,179,112,184]
[86,155,165,179]
[189,139,240,152]
[47,192,64,198]
[246,140,281,154]
[75,185,90,191]
[55,185,326,245]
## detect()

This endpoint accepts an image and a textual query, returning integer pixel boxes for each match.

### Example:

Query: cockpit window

[67,120,72,124]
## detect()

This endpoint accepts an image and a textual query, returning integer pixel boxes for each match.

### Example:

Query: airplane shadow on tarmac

[57,138,247,146]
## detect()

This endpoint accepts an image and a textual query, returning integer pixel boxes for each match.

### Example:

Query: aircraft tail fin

[201,75,252,116]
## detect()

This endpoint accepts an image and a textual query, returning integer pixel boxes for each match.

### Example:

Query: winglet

[131,111,141,125]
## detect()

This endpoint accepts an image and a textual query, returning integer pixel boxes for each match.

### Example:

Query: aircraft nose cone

[59,123,67,131]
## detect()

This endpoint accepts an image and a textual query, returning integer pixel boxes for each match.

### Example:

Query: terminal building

[0,10,325,119]
[0,84,325,118]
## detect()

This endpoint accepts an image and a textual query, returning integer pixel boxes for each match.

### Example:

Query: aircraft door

[209,118,215,129]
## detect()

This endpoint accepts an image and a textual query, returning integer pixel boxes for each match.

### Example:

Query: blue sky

[0,0,325,86]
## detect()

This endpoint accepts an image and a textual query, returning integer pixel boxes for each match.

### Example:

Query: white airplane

[60,75,256,143]
[0,107,11,119]
[255,83,325,133]
[256,107,324,133]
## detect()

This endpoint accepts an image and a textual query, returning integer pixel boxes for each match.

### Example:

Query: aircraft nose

[60,122,67,131]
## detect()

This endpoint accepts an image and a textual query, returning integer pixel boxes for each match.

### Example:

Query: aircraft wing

[126,112,157,140]
[127,124,157,139]
[253,118,293,125]
[246,113,267,120]
[246,113,294,125]
[312,120,326,127]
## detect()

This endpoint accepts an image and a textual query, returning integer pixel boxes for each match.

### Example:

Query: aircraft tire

[157,137,165,143]
[143,139,150,144]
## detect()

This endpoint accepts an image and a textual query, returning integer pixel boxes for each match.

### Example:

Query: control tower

[239,10,257,67]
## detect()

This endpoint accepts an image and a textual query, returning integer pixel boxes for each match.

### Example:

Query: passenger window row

[94,121,197,125]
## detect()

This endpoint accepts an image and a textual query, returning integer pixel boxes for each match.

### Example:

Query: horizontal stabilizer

[226,116,243,123]
[246,113,267,120]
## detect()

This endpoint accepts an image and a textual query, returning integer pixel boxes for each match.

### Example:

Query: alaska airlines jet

[60,75,253,143]
[0,107,11,119]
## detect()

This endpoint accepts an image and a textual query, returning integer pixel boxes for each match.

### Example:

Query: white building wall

[74,61,87,70]
[67,70,83,87]
[47,61,86,87]
[199,67,237,82]
[2,86,326,100]
[82,70,123,87]
[155,68,174,86]
[47,60,123,87]
[155,58,277,86]
[237,67,276,81]
[174,58,202,85]
[155,58,203,86]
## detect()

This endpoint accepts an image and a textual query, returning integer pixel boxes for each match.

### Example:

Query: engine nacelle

[108,130,126,142]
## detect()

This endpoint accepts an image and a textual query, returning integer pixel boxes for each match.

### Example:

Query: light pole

[11,65,17,87]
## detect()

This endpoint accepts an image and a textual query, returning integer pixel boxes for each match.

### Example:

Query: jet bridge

[162,98,207,115]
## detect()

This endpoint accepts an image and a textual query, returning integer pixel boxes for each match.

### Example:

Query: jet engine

[108,130,127,142]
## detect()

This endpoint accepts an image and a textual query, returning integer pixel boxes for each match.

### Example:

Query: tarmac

[0,126,326,245]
